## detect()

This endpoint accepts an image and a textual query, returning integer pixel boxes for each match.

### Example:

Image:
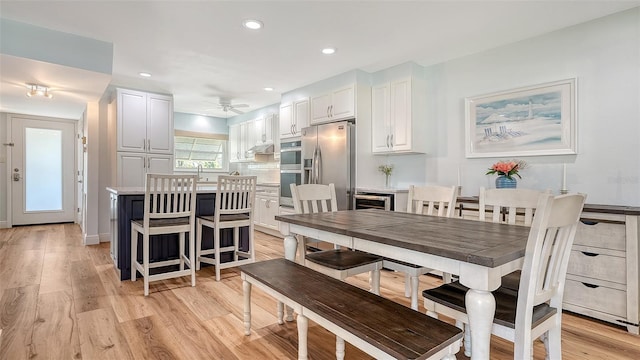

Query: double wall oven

[279,139,302,207]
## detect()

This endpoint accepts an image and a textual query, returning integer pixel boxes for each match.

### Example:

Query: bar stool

[131,174,197,296]
[196,175,257,281]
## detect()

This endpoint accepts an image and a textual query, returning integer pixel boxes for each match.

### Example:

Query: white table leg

[336,336,345,360]
[283,234,298,262]
[297,313,308,360]
[465,289,495,360]
[243,280,252,336]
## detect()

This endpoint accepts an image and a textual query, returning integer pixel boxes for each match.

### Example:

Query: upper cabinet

[279,98,309,139]
[254,113,278,145]
[229,121,256,163]
[371,77,426,154]
[310,84,355,125]
[116,88,173,154]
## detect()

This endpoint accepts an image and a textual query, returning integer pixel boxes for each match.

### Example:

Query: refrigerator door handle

[316,146,322,184]
[310,146,317,184]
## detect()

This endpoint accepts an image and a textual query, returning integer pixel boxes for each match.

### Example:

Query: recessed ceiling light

[139,72,151,77]
[263,87,274,91]
[243,19,263,30]
[322,47,336,55]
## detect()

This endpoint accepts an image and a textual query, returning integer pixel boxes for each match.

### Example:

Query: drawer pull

[580,220,599,225]
[581,251,599,257]
[582,282,599,289]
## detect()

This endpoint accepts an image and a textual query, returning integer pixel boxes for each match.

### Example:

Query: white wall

[0,113,7,227]
[413,7,639,205]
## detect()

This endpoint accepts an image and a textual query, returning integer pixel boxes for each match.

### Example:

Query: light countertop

[107,182,279,196]
[356,187,409,194]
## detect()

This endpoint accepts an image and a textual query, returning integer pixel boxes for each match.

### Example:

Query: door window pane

[25,128,62,211]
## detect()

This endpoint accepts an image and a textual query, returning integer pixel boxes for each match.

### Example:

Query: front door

[10,115,76,225]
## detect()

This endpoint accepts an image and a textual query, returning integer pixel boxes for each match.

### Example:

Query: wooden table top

[276,209,531,268]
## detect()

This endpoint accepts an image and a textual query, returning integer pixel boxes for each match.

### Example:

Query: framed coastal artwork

[465,78,577,158]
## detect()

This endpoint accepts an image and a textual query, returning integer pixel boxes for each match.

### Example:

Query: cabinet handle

[291,124,294,134]
[266,199,270,208]
[390,134,393,147]
[581,282,599,289]
[386,135,390,148]
[327,106,330,118]
[330,105,333,117]
[147,139,151,151]
[581,251,599,257]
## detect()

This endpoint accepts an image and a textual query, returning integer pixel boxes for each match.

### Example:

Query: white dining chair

[131,174,197,296]
[291,183,383,294]
[382,184,458,310]
[196,175,257,281]
[423,193,586,359]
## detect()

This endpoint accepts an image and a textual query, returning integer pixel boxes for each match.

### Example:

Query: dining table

[275,208,531,360]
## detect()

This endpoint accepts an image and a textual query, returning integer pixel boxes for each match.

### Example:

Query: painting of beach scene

[465,78,577,158]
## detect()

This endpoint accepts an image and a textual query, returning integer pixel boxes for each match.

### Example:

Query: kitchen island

[107,185,250,280]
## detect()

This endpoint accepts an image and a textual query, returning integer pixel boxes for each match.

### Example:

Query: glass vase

[495,175,517,189]
[385,174,390,188]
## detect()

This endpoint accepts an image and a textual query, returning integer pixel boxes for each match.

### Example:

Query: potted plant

[486,160,526,188]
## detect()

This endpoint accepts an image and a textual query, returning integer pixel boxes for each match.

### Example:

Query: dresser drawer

[564,279,626,318]
[567,250,626,285]
[575,220,625,251]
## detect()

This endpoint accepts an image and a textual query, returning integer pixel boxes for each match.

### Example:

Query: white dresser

[458,198,639,335]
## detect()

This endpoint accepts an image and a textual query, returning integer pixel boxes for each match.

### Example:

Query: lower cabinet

[254,186,280,235]
[116,152,173,187]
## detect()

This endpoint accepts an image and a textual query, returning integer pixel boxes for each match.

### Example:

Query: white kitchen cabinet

[254,113,278,145]
[254,186,280,235]
[279,98,309,139]
[310,84,355,125]
[229,120,257,163]
[371,77,426,154]
[116,152,173,187]
[116,88,173,154]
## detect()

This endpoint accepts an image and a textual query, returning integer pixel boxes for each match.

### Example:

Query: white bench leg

[243,280,252,335]
[277,301,284,325]
[404,272,411,297]
[297,314,308,360]
[286,305,294,322]
[336,336,345,360]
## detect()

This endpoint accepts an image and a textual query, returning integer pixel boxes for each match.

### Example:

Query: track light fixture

[26,84,53,99]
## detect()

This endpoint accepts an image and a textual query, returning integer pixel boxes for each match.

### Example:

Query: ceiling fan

[217,98,249,114]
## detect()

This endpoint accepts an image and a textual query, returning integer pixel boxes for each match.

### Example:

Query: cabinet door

[117,89,147,152]
[240,121,255,161]
[147,154,173,174]
[255,196,265,225]
[310,93,331,125]
[279,103,293,138]
[293,99,309,136]
[264,197,279,229]
[331,85,355,120]
[264,113,276,144]
[147,94,174,154]
[229,124,241,162]
[116,152,146,187]
[389,78,411,152]
[372,84,391,153]
[254,117,266,144]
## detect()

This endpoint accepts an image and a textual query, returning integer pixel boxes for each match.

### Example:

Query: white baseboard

[0,221,8,229]
[99,233,111,243]
[83,233,100,246]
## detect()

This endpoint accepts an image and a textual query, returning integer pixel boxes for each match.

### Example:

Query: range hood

[246,143,274,155]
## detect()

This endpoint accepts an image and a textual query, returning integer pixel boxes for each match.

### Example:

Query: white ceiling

[1,1,639,119]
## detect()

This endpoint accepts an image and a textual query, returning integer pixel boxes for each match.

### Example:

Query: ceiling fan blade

[229,108,244,115]
[232,104,249,108]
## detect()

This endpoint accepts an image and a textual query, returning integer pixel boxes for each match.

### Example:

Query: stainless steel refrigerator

[301,121,355,210]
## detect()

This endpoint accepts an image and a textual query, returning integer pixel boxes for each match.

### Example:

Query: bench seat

[240,258,462,360]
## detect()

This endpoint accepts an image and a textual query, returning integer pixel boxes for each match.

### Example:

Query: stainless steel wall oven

[279,139,302,207]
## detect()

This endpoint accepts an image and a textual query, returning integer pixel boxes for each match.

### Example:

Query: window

[174,131,228,171]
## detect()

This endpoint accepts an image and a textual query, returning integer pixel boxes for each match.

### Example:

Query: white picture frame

[465,78,577,158]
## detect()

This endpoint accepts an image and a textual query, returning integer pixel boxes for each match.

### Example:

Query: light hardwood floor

[0,223,639,359]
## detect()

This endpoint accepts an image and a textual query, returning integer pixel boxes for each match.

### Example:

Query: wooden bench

[240,258,462,360]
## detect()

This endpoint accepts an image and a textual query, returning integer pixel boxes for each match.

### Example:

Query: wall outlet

[0,155,6,163]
